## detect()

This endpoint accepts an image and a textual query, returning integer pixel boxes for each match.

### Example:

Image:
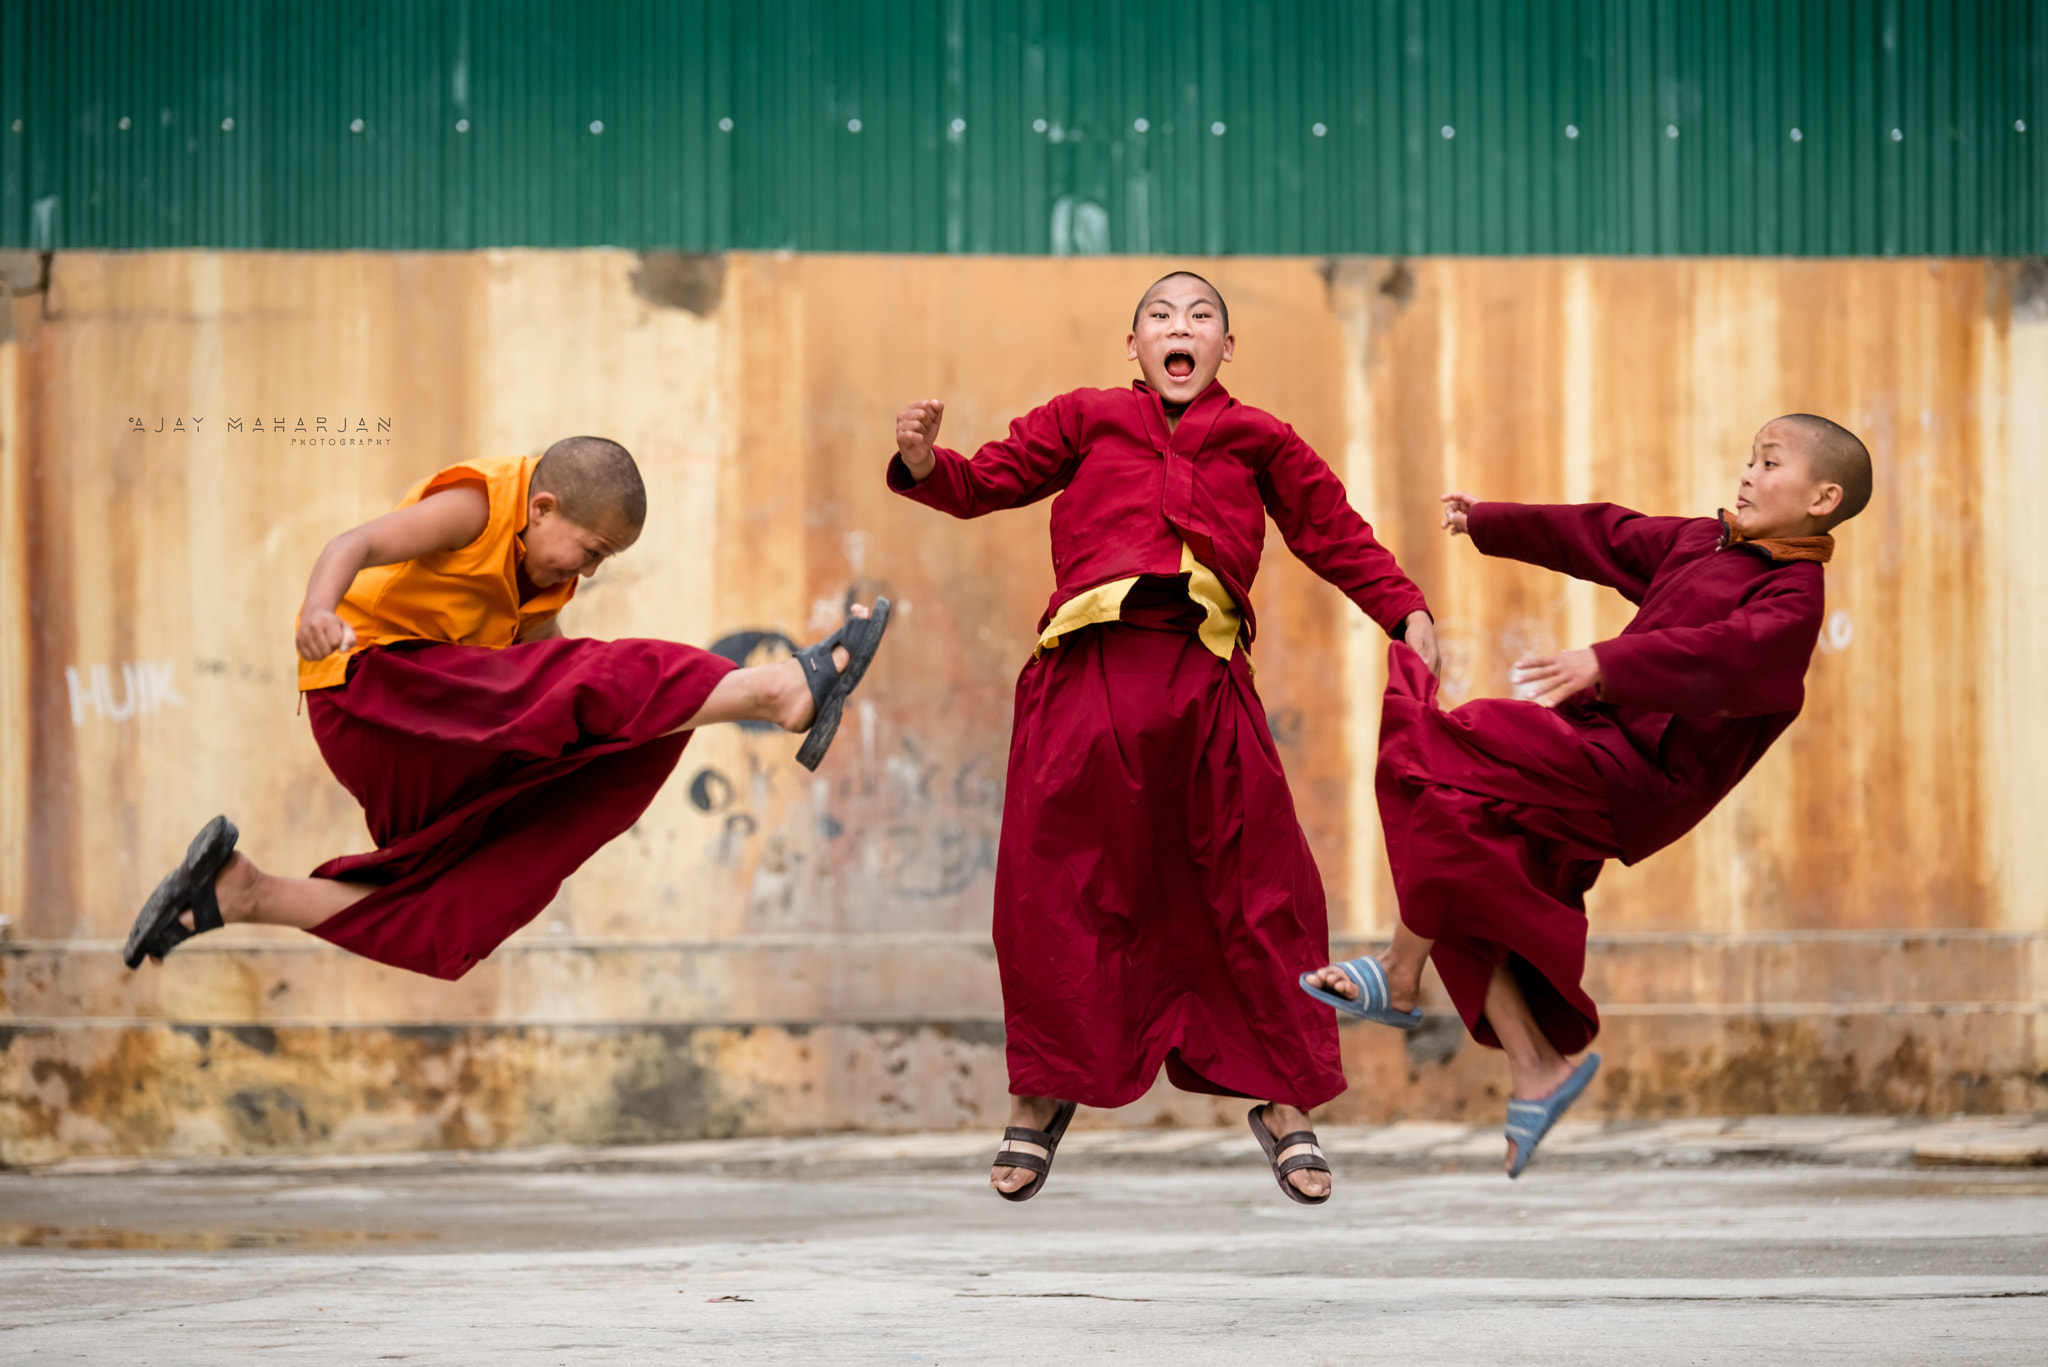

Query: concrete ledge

[26,1115,2048,1179]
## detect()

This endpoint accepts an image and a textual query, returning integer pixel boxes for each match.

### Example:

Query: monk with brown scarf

[1304,414,1874,1179]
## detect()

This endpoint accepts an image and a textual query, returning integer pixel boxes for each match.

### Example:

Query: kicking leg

[1483,962,1579,1174]
[672,606,868,734]
[1302,918,1434,1013]
[161,849,374,952]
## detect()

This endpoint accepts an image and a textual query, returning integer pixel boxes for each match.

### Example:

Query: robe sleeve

[1255,425,1429,635]
[1592,571,1823,717]
[1467,502,1693,604]
[887,394,1082,518]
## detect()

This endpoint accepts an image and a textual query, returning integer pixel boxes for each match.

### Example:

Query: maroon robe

[893,381,1427,1108]
[305,637,735,980]
[1384,502,1826,1052]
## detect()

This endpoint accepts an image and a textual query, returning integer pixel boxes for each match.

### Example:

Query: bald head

[1776,414,1872,528]
[532,436,646,534]
[1134,271,1229,332]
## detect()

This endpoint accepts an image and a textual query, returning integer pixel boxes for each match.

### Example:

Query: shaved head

[1777,414,1872,528]
[1134,271,1230,332]
[533,436,646,533]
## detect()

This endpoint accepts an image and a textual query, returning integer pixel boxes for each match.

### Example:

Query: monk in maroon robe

[1305,415,1874,1177]
[891,273,1437,1204]
[126,437,887,980]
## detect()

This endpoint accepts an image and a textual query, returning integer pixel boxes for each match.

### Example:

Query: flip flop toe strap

[1504,1100,1547,1151]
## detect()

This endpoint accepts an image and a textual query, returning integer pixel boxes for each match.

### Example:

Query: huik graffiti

[65,661,183,726]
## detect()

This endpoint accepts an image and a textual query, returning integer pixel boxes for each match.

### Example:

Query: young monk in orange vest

[124,437,887,978]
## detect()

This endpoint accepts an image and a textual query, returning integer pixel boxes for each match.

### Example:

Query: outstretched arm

[887,395,1083,517]
[1260,428,1436,670]
[1456,497,1692,603]
[295,485,490,660]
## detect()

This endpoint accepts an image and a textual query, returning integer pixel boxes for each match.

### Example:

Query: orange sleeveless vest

[297,456,577,691]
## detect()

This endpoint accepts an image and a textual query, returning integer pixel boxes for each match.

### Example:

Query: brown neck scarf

[1717,510,1834,564]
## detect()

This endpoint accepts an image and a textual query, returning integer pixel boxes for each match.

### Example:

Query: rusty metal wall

[1,251,2042,1163]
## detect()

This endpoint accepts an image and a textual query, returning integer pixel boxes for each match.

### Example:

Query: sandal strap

[991,1149,1049,1176]
[792,625,849,727]
[1001,1125,1055,1146]
[188,873,225,934]
[1277,1151,1331,1177]
[1272,1130,1320,1150]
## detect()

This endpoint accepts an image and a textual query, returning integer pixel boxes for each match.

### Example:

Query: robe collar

[1133,378,1231,455]
[1717,509,1834,564]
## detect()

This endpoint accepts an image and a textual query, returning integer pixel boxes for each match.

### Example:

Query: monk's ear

[1127,331,1139,362]
[1221,333,1235,364]
[1807,482,1844,520]
[528,490,559,524]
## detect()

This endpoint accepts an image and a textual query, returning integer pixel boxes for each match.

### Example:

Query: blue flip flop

[1297,955,1424,1030]
[1504,1053,1601,1179]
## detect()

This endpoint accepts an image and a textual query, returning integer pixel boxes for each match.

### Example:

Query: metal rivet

[1033,118,1047,133]
[590,120,604,134]
[455,118,470,133]
[1211,121,1225,135]
[718,117,733,132]
[1890,127,1903,141]
[350,118,364,133]
[9,119,19,133]
[1441,124,1455,139]
[847,118,861,133]
[1666,124,1679,138]
[1312,122,1327,137]
[118,116,131,130]
[1133,117,1149,133]
[220,117,234,131]
[1790,127,1803,142]
[2019,119,2029,133]
[1565,124,1579,139]
[950,117,966,133]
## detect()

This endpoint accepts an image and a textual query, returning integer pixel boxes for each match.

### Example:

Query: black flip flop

[122,815,239,970]
[1249,1104,1333,1206]
[992,1099,1078,1203]
[793,598,891,771]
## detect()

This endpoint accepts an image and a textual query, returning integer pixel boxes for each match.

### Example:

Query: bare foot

[1503,1056,1581,1174]
[1258,1102,1330,1200]
[768,605,868,732]
[1301,955,1420,1014]
[991,1094,1066,1195]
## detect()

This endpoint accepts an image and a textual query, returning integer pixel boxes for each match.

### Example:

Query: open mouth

[1163,349,1196,381]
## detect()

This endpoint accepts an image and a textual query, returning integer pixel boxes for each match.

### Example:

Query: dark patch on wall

[604,1025,732,1139]
[170,1024,212,1048]
[1379,259,1416,309]
[226,1026,279,1056]
[2011,257,2048,324]
[1402,1015,1465,1071]
[631,253,726,316]
[225,1086,311,1142]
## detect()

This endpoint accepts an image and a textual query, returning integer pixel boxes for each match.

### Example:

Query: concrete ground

[5,1118,2047,1365]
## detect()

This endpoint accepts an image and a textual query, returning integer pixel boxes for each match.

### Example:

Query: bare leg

[1256,1102,1331,1199]
[1301,918,1435,1013]
[1483,962,1577,1174]
[162,850,375,955]
[670,606,867,735]
[990,1094,1067,1195]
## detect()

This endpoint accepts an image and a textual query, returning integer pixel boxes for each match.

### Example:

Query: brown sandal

[1249,1104,1332,1206]
[991,1100,1077,1202]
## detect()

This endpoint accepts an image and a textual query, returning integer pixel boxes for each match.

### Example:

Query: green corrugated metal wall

[2,0,2042,254]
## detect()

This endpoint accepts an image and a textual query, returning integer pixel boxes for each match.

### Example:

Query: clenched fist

[896,399,945,482]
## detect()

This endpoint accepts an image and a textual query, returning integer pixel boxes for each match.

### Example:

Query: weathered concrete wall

[1,252,2042,1164]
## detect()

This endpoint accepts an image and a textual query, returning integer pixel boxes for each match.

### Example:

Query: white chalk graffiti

[66,661,184,726]
[1818,610,1855,654]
